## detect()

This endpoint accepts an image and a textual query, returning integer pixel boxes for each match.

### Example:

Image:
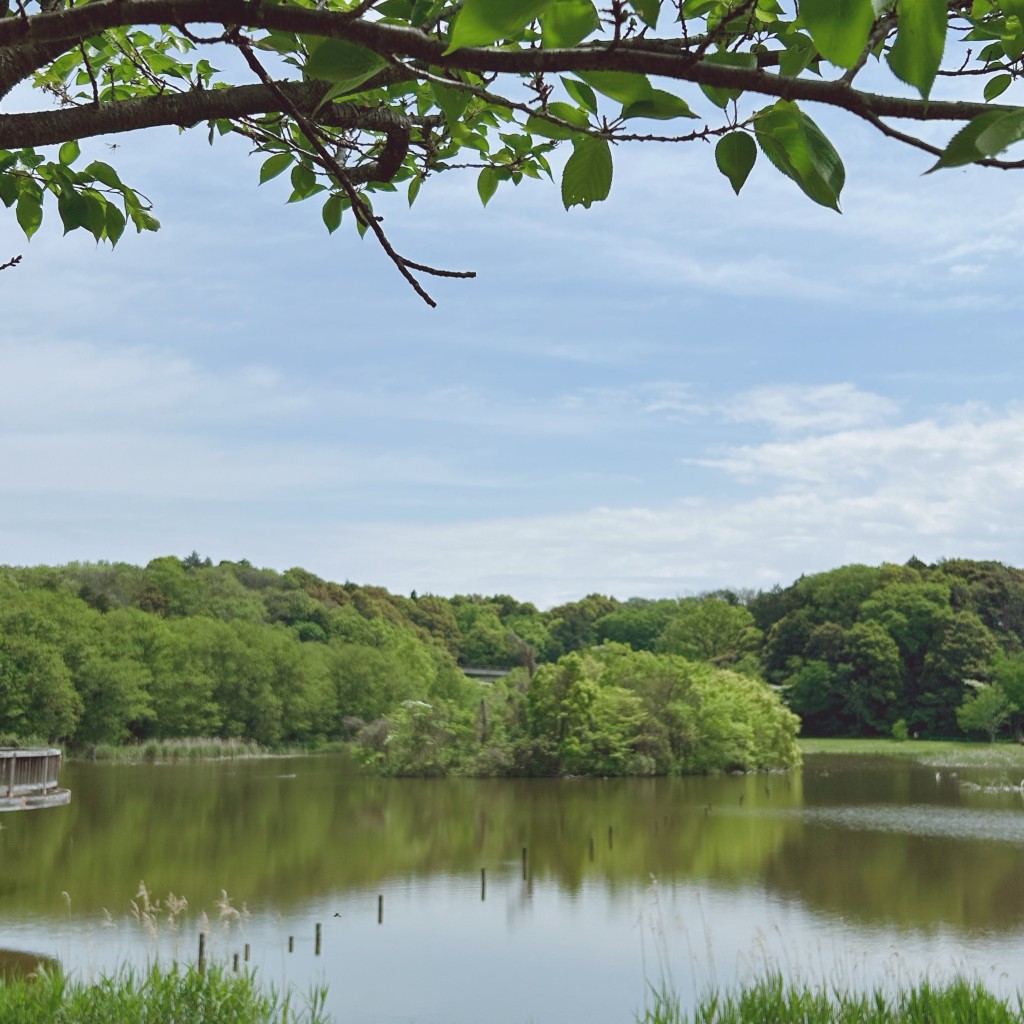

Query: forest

[1,555,1022,773]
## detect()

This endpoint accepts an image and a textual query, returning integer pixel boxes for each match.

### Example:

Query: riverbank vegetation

[6,555,1024,770]
[640,975,1024,1024]
[0,963,326,1024]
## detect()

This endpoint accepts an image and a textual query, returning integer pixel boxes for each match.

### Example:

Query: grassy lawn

[798,736,1024,770]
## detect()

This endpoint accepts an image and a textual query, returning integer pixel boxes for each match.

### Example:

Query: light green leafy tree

[3,1,1019,304]
[956,682,1016,742]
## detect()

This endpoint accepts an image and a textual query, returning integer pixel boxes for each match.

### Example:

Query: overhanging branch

[0,81,412,184]
[0,0,1016,130]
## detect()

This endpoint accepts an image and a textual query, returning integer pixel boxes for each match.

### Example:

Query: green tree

[956,683,1016,742]
[3,2,1021,305]
[658,598,762,666]
[837,620,903,735]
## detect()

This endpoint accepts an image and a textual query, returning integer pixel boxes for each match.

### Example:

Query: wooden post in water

[315,922,322,955]
[233,953,239,972]
[198,933,206,973]
[288,936,294,953]
[480,868,486,901]
[244,943,250,963]
[608,825,613,850]
[521,846,527,879]
[378,894,384,924]
[589,835,594,861]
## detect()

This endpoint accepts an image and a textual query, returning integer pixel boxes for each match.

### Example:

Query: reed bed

[82,737,268,764]
[640,974,1024,1024]
[0,963,327,1024]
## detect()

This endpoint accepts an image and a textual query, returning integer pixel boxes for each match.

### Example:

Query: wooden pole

[378,894,384,924]
[198,932,206,973]
[521,846,527,879]
[288,936,294,953]
[244,943,250,963]
[608,825,613,850]
[589,835,594,861]
[232,953,239,972]
[315,922,322,956]
[480,867,486,901]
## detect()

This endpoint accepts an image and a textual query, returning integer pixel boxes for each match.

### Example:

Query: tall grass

[81,737,268,764]
[0,963,328,1024]
[639,973,1024,1024]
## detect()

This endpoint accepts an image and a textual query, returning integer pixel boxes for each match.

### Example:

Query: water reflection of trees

[1,759,800,916]
[6,756,1022,934]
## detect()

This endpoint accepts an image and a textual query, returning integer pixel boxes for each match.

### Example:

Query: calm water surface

[3,753,1024,1022]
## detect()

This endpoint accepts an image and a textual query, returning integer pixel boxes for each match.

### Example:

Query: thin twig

[79,42,100,104]
[234,33,474,307]
[0,254,22,270]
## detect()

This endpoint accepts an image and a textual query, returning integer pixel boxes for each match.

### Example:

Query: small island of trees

[2,554,1023,775]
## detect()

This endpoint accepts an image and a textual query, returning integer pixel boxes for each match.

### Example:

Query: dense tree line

[4,553,1021,767]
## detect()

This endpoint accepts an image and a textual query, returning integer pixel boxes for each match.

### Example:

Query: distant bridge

[462,667,513,684]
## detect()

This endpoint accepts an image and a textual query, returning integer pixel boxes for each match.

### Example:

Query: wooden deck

[0,749,70,811]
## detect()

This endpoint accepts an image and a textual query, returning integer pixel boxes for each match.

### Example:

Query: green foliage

[956,682,1016,742]
[4,0,1022,305]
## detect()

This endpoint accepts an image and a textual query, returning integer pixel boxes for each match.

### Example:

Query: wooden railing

[0,749,68,808]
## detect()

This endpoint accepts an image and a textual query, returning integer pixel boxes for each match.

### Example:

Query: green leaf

[577,71,653,104]
[431,81,472,124]
[407,174,422,206]
[526,102,590,139]
[84,161,123,191]
[306,38,387,94]
[984,72,1013,101]
[58,140,80,166]
[16,189,42,239]
[105,203,126,245]
[886,0,946,98]
[629,0,661,27]
[561,77,598,114]
[754,101,845,211]
[540,0,600,47]
[715,131,757,194]
[561,135,612,209]
[259,153,293,184]
[445,0,554,53]
[698,51,757,108]
[322,192,344,233]
[57,191,88,234]
[81,192,107,241]
[799,0,874,68]
[621,89,696,120]
[927,110,1003,169]
[478,166,500,205]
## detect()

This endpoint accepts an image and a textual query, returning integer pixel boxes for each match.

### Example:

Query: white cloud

[723,383,899,433]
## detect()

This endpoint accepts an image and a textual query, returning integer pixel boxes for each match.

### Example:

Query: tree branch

[0,80,413,184]
[0,0,1017,129]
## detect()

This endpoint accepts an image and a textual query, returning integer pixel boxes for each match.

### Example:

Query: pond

[3,752,1024,1023]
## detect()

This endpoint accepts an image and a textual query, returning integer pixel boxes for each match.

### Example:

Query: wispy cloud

[722,383,899,433]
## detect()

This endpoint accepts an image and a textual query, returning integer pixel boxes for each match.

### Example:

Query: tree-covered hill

[3,554,1023,766]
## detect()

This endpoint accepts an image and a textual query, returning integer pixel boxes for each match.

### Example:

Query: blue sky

[4,70,1024,608]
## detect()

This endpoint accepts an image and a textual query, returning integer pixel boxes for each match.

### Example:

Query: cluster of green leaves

[5,0,1024,263]
[0,149,156,243]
